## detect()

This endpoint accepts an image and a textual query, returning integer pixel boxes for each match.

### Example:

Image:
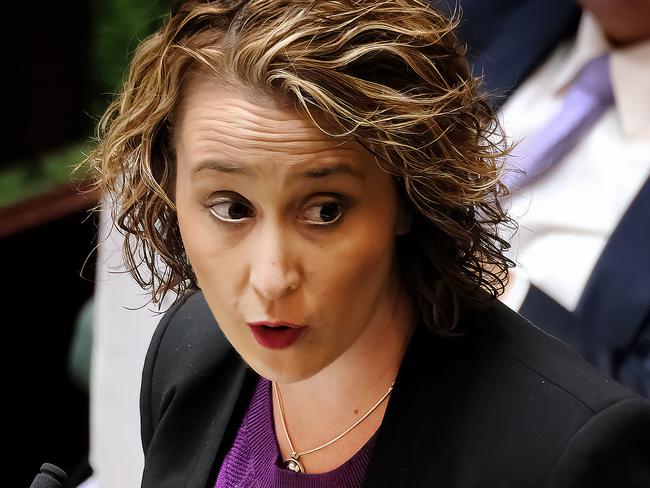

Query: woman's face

[173,75,410,383]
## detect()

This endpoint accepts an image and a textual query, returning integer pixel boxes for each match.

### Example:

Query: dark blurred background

[1,1,169,485]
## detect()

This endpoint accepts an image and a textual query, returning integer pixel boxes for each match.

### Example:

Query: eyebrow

[192,160,249,176]
[191,160,366,181]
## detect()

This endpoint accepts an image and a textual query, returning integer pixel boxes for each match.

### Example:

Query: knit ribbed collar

[217,376,377,487]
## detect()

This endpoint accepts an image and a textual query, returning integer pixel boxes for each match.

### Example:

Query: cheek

[177,214,248,329]
[310,203,398,302]
[347,221,394,273]
[175,190,232,292]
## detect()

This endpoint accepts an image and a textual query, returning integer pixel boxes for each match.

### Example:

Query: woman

[90,0,650,486]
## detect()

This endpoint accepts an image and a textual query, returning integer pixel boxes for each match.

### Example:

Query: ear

[395,201,412,236]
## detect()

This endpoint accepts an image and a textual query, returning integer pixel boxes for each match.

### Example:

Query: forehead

[173,73,373,171]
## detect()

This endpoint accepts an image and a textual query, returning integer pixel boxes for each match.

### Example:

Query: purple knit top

[214,376,377,487]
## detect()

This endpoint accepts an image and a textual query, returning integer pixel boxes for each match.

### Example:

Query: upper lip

[247,321,306,329]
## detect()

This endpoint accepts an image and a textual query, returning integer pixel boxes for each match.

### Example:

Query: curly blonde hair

[89,0,514,334]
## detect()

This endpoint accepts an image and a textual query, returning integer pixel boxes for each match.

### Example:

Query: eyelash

[208,197,252,225]
[206,193,351,228]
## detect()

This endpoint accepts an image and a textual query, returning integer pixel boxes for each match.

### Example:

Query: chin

[243,350,329,385]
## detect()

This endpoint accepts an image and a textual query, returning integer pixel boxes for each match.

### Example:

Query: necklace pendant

[283,455,305,474]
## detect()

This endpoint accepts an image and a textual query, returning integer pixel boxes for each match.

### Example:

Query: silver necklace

[272,381,395,474]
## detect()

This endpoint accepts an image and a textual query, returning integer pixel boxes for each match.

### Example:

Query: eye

[301,200,345,226]
[209,196,254,223]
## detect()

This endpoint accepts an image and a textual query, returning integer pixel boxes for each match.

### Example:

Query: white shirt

[499,13,650,312]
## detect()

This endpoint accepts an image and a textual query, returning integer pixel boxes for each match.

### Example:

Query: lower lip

[248,325,306,349]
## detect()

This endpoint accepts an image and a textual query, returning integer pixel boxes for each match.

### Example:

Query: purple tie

[504,54,614,190]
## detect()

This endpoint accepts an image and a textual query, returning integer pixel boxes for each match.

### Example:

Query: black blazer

[140,291,650,487]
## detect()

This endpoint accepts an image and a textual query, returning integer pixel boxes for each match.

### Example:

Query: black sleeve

[140,291,197,455]
[548,398,650,487]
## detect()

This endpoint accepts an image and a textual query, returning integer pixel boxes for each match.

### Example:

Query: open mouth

[262,325,291,331]
[247,323,306,349]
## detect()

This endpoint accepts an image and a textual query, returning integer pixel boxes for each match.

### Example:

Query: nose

[249,221,301,302]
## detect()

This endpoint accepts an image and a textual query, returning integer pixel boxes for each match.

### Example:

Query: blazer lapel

[362,326,428,488]
[363,318,491,487]
[141,308,258,488]
[184,364,258,488]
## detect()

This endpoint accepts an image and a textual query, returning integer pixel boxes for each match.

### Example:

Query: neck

[272,271,416,473]
[280,274,415,409]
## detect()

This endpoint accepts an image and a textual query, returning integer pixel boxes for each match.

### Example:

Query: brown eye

[302,201,344,225]
[209,197,253,223]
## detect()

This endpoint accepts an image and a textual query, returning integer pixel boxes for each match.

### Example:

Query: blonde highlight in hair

[89,0,515,333]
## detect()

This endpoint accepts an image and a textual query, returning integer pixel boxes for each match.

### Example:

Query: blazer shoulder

[140,290,239,453]
[480,303,650,482]
[485,301,639,413]
[548,397,650,487]
[386,302,650,487]
[144,290,233,384]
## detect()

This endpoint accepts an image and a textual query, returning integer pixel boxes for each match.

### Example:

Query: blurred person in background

[487,0,650,397]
